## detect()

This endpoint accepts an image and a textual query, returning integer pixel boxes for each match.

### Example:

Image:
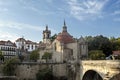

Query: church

[39,21,88,63]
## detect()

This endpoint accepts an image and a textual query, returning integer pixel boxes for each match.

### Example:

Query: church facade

[39,21,88,63]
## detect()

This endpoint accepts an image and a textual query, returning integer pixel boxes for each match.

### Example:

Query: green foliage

[50,34,57,42]
[89,50,106,60]
[0,50,2,54]
[42,52,52,59]
[30,50,39,62]
[3,58,20,76]
[42,52,52,62]
[110,38,120,50]
[85,35,112,56]
[36,68,53,80]
[0,50,4,61]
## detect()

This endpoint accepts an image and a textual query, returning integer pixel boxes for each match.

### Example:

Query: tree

[50,34,57,42]
[36,67,53,80]
[85,36,94,50]
[0,50,4,62]
[30,50,39,62]
[100,41,112,57]
[110,38,120,50]
[85,35,112,56]
[3,58,20,76]
[42,52,52,62]
[89,50,106,60]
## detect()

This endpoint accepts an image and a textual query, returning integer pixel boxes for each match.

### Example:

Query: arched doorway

[82,70,103,80]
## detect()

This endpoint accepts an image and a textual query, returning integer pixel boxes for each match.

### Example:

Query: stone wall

[6,63,67,80]
[15,63,47,80]
[0,63,67,80]
[1,60,119,80]
[66,43,78,60]
[53,64,67,77]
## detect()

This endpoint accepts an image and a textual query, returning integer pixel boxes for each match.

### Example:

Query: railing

[82,60,120,66]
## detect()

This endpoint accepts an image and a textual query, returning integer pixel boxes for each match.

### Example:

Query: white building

[15,38,38,52]
[15,38,26,50]
[26,40,38,52]
[0,40,17,61]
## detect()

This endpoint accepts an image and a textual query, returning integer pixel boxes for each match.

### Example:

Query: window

[48,34,49,38]
[43,34,45,39]
[32,45,33,49]
[82,45,84,49]
[71,49,73,56]
[1,47,3,50]
[28,45,29,49]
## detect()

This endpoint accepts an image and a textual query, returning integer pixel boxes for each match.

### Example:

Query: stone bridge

[0,60,120,80]
[80,60,120,80]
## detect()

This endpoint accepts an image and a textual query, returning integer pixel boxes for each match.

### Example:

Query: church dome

[56,21,74,43]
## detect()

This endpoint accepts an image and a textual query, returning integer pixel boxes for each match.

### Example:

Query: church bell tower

[43,25,51,43]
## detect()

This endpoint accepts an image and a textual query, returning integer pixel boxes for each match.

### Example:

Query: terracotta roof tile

[113,51,120,55]
[56,31,74,44]
[0,40,16,47]
[0,41,6,45]
[26,40,36,44]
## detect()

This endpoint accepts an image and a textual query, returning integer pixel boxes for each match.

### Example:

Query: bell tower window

[43,25,51,43]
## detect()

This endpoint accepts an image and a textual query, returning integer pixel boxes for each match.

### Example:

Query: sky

[0,0,120,42]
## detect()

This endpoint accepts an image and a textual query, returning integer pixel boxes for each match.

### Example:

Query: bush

[36,68,53,80]
[30,50,39,62]
[89,50,106,60]
[42,52,52,62]
[2,58,20,76]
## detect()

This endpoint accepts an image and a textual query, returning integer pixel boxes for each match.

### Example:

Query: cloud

[46,0,54,3]
[0,31,18,42]
[0,8,8,12]
[112,10,120,22]
[113,10,120,15]
[0,20,57,42]
[114,0,120,6]
[0,20,44,31]
[114,18,120,22]
[67,0,108,20]
[0,1,3,5]
[28,6,55,15]
[19,0,63,16]
[22,3,55,16]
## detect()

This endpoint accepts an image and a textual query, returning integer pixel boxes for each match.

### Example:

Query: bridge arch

[82,70,103,80]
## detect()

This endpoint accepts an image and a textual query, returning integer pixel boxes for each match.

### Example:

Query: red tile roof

[0,41,6,45]
[0,40,16,47]
[56,31,74,44]
[26,40,37,44]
